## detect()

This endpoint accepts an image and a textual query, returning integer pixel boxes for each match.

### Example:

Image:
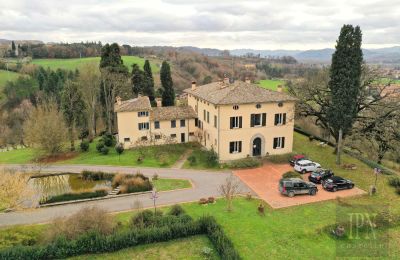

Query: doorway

[252,137,261,156]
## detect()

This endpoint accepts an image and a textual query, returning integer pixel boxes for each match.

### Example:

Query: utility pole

[336,128,343,165]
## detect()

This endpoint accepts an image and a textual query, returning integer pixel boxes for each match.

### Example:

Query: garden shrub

[388,177,400,187]
[229,158,261,168]
[101,134,115,147]
[40,189,108,204]
[115,143,124,156]
[208,197,215,203]
[81,170,114,181]
[96,141,104,152]
[80,140,89,152]
[43,207,114,242]
[131,209,161,229]
[265,153,296,164]
[168,204,185,216]
[199,198,208,205]
[206,149,219,167]
[100,146,109,155]
[187,155,197,166]
[112,173,152,194]
[282,171,302,179]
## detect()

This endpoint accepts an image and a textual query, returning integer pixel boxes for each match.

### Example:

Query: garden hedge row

[0,216,241,260]
[40,190,108,205]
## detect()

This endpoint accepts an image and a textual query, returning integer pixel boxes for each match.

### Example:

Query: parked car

[294,160,321,174]
[322,176,354,192]
[308,169,334,184]
[289,154,307,166]
[279,178,318,197]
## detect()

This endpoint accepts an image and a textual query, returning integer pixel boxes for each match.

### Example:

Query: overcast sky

[0,0,399,50]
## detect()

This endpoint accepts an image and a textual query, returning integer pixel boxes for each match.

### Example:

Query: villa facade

[115,79,297,162]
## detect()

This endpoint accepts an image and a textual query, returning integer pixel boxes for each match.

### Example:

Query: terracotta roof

[183,81,297,105]
[114,96,151,112]
[150,106,197,121]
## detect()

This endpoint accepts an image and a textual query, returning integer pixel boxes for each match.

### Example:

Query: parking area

[234,163,366,209]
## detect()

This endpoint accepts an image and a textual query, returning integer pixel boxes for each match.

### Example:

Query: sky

[0,0,399,50]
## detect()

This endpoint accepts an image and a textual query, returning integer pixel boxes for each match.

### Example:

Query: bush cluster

[265,153,296,164]
[81,170,114,181]
[40,189,108,204]
[80,140,90,152]
[0,213,240,260]
[282,171,302,179]
[206,149,219,167]
[187,155,197,166]
[131,208,191,229]
[229,158,262,169]
[112,173,152,194]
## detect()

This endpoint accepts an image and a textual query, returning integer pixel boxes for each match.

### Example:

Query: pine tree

[11,41,16,51]
[131,64,144,95]
[327,24,363,164]
[143,60,156,106]
[160,61,175,106]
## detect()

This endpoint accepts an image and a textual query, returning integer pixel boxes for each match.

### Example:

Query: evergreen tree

[11,41,16,51]
[143,60,156,106]
[131,64,144,95]
[160,61,175,106]
[327,24,363,164]
[61,80,86,151]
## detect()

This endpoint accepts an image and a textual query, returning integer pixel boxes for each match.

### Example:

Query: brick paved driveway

[234,163,366,209]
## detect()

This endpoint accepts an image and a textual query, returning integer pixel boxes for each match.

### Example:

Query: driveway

[0,164,251,227]
[234,163,366,209]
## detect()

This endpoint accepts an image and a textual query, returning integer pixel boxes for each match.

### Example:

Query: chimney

[156,98,162,107]
[191,81,197,90]
[245,77,251,84]
[116,96,122,105]
[223,77,229,84]
[277,85,283,92]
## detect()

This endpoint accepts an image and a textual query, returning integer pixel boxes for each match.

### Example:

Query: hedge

[228,158,262,169]
[40,190,108,205]
[0,216,240,260]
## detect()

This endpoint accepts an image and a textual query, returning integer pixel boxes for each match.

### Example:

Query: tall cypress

[143,60,156,106]
[131,64,144,95]
[327,24,363,163]
[160,61,175,106]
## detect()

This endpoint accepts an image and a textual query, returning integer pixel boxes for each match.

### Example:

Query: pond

[29,174,112,203]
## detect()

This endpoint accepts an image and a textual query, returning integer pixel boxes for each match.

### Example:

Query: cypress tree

[327,24,363,163]
[131,64,144,95]
[143,60,156,106]
[160,61,175,106]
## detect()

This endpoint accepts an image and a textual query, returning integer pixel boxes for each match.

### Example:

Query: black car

[322,176,354,192]
[279,178,318,197]
[308,169,334,184]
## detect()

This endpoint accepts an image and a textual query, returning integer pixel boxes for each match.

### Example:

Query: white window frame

[230,141,241,154]
[138,111,149,117]
[276,113,284,125]
[232,116,240,128]
[138,122,149,131]
[275,137,284,149]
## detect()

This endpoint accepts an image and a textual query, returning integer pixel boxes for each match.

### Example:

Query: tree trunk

[69,125,75,151]
[336,128,343,165]
[90,99,96,139]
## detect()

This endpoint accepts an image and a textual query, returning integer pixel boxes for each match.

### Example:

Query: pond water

[29,174,111,203]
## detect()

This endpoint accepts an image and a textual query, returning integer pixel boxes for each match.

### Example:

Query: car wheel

[309,189,316,196]
[288,191,295,198]
[348,184,354,189]
[301,169,306,174]
[333,187,337,192]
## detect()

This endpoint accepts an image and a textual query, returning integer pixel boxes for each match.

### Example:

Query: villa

[115,78,297,162]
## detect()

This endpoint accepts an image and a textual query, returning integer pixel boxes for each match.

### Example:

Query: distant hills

[0,39,43,45]
[181,46,400,64]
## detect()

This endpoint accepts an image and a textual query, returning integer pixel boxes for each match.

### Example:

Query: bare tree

[78,63,101,139]
[0,169,35,210]
[219,174,241,212]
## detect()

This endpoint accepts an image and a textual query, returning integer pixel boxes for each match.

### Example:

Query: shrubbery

[100,146,109,155]
[265,153,296,164]
[96,141,105,152]
[229,158,261,168]
[187,155,197,166]
[282,171,302,179]
[169,204,184,216]
[80,140,90,152]
[40,189,108,204]
[112,173,153,194]
[81,170,114,181]
[206,149,219,167]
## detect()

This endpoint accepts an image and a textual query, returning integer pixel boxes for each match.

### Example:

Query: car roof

[297,160,313,164]
[329,176,344,181]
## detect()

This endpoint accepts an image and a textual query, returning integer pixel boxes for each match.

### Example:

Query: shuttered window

[273,137,285,149]
[274,113,287,125]
[229,141,242,153]
[230,116,242,129]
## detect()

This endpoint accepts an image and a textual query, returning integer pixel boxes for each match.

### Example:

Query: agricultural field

[256,79,286,91]
[31,56,160,72]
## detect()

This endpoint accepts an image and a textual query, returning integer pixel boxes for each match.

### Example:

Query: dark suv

[279,178,318,197]
[322,176,354,192]
[308,169,334,184]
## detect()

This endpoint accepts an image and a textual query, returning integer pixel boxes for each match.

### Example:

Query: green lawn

[0,70,21,100]
[153,178,192,191]
[31,56,159,72]
[182,148,223,170]
[69,235,219,260]
[256,79,286,91]
[0,141,189,167]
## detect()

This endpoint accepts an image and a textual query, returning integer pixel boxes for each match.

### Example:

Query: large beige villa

[115,79,297,162]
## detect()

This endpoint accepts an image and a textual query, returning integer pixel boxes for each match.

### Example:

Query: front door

[181,133,185,143]
[252,137,261,156]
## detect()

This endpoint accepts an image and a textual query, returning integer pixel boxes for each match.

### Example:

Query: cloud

[0,0,398,49]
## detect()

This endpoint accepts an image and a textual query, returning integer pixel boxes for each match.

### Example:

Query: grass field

[1,132,400,258]
[69,236,219,260]
[256,79,286,91]
[31,56,160,72]
[0,70,21,100]
[0,140,189,167]
[153,178,192,191]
